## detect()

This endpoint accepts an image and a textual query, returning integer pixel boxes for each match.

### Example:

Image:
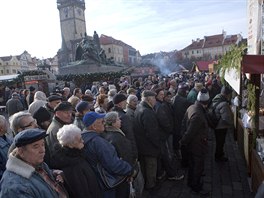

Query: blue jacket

[0,154,60,198]
[82,131,132,187]
[0,136,12,180]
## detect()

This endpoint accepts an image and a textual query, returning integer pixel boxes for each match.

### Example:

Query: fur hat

[197,88,210,102]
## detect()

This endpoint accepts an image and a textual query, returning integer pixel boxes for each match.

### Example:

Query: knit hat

[221,86,232,95]
[197,88,210,102]
[29,86,36,92]
[76,101,90,113]
[33,107,51,126]
[54,102,73,112]
[48,94,62,102]
[112,94,127,105]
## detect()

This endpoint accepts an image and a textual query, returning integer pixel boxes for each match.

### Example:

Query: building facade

[0,51,37,76]
[181,31,243,60]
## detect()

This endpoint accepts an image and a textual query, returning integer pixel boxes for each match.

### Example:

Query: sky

[0,0,247,59]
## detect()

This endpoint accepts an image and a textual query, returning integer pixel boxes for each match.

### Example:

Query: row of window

[0,62,20,66]
[0,69,16,74]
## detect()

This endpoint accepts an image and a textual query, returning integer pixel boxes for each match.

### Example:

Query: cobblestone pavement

[141,129,255,198]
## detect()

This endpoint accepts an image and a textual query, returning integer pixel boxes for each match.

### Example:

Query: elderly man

[180,88,210,196]
[44,94,63,119]
[9,111,38,136]
[46,102,73,163]
[6,92,24,117]
[0,116,12,180]
[0,128,68,198]
[112,94,138,164]
[134,90,162,190]
[211,86,233,162]
[187,82,203,104]
[126,94,138,120]
[82,111,135,198]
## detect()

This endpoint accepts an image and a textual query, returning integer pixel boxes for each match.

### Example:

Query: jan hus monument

[56,0,124,75]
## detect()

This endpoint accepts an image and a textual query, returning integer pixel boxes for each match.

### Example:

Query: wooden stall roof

[242,55,264,74]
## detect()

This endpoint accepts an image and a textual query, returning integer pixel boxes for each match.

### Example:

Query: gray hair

[127,95,138,104]
[108,89,117,97]
[104,111,119,126]
[9,111,31,134]
[0,115,7,128]
[57,124,82,146]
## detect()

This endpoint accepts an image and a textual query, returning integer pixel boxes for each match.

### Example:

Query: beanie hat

[197,88,210,102]
[112,94,127,104]
[33,107,51,126]
[76,101,90,113]
[221,86,232,95]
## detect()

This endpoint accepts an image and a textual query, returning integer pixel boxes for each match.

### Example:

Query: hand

[53,169,64,183]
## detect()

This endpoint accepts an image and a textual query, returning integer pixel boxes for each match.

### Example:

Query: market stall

[239,55,264,192]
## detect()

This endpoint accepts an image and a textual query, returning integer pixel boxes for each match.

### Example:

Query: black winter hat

[112,94,127,104]
[221,86,232,95]
[54,101,73,112]
[33,107,51,126]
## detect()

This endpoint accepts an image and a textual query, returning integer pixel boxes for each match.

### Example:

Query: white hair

[127,95,138,104]
[57,124,82,146]
[9,111,32,134]
[108,89,117,97]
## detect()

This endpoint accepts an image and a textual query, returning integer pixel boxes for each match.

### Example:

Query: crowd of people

[0,72,235,198]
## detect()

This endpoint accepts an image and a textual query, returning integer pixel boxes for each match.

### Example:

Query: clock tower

[57,0,87,66]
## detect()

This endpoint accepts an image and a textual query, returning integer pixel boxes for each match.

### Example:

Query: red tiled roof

[183,39,204,50]
[195,61,215,71]
[203,34,224,48]
[100,34,133,49]
[223,35,238,45]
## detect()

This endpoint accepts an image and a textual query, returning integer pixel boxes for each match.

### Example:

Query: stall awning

[0,74,19,81]
[242,55,264,74]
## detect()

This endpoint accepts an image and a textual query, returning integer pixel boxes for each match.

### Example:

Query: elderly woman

[50,124,101,198]
[82,111,135,198]
[28,91,47,116]
[103,111,135,198]
[94,94,108,113]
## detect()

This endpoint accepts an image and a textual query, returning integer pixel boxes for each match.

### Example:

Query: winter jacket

[0,136,12,180]
[134,101,162,157]
[46,117,66,163]
[102,127,134,165]
[172,93,192,135]
[155,101,174,140]
[180,101,209,156]
[112,106,138,162]
[211,94,233,129]
[82,131,132,189]
[28,91,47,116]
[5,98,24,117]
[0,154,60,198]
[50,145,102,198]
[187,88,198,104]
[73,114,85,131]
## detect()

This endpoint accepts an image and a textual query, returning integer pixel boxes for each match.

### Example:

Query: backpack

[207,100,222,129]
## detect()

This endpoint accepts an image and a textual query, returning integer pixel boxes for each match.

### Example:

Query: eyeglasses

[20,119,37,130]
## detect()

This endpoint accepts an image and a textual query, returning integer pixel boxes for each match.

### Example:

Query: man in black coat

[172,83,192,164]
[112,93,138,165]
[134,90,162,190]
[156,91,184,181]
[180,88,210,196]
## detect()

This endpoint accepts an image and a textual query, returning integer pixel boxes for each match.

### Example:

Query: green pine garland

[215,43,247,84]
